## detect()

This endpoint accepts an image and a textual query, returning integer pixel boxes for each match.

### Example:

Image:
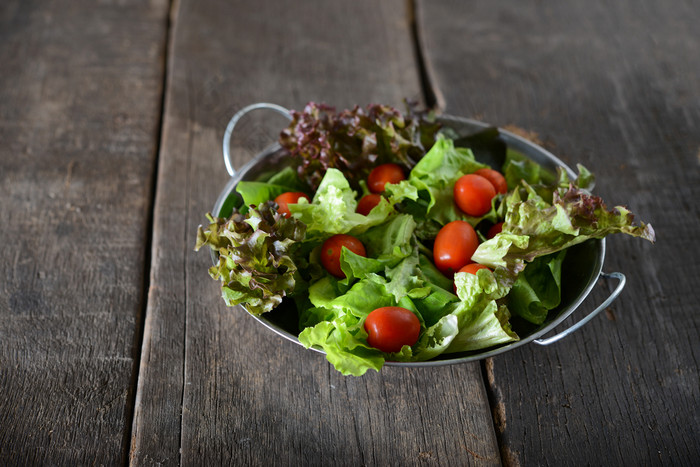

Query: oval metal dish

[211,103,626,367]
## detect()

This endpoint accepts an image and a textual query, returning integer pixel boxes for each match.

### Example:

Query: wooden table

[2,1,698,465]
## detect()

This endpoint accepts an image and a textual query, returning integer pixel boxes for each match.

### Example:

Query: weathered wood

[417,0,700,464]
[130,0,501,465]
[0,0,169,465]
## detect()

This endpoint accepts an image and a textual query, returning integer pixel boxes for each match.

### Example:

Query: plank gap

[407,0,438,110]
[123,0,177,464]
[480,358,508,466]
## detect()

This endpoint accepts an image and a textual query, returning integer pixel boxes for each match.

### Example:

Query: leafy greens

[279,102,441,190]
[197,103,656,376]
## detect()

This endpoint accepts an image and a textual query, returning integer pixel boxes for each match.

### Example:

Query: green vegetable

[507,251,567,324]
[280,102,441,190]
[386,134,497,231]
[196,103,657,376]
[473,168,655,275]
[235,181,301,209]
[195,202,306,315]
[289,168,395,241]
[297,211,519,375]
[298,275,396,376]
[234,166,312,212]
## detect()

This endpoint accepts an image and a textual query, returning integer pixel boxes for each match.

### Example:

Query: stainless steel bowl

[211,104,626,367]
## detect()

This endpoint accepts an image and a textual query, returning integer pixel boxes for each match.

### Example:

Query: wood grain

[417,0,700,464]
[130,0,501,465]
[0,0,169,464]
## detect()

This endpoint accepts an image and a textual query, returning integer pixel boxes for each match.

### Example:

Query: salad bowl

[210,103,626,367]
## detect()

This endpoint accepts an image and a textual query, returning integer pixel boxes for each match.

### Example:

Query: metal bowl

[211,104,626,367]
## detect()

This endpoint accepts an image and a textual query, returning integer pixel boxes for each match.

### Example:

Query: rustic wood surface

[0,0,169,464]
[1,0,698,465]
[418,0,700,465]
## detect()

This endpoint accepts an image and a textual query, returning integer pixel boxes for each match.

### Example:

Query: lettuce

[289,168,395,240]
[195,202,306,315]
[198,104,657,376]
[507,251,567,324]
[298,320,386,376]
[279,102,441,190]
[473,167,655,275]
[298,236,519,374]
[235,181,303,210]
[232,167,312,215]
[298,275,395,376]
[386,134,498,231]
[441,271,518,353]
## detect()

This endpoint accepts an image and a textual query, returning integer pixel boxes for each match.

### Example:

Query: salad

[195,103,655,376]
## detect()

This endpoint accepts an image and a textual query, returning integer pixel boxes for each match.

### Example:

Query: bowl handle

[533,272,626,346]
[222,103,292,177]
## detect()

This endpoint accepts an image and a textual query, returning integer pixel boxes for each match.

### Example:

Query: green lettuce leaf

[308,274,395,319]
[386,134,497,230]
[417,252,454,291]
[408,283,458,328]
[502,149,556,189]
[384,253,432,303]
[396,312,460,362]
[339,248,385,285]
[266,166,311,192]
[357,213,416,262]
[232,167,312,216]
[289,168,394,240]
[445,301,518,353]
[298,320,385,376]
[444,271,519,353]
[235,181,304,210]
[507,250,567,324]
[299,275,396,376]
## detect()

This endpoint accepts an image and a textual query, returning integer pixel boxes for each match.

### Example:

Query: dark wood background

[1,0,697,465]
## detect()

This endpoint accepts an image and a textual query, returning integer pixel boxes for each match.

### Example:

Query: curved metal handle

[222,103,292,177]
[533,272,626,346]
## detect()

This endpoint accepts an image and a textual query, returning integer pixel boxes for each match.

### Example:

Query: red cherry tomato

[364,306,420,353]
[487,222,503,239]
[320,234,366,278]
[433,220,479,277]
[274,192,310,218]
[453,263,492,292]
[356,193,382,216]
[454,174,497,217]
[368,163,405,193]
[474,168,508,194]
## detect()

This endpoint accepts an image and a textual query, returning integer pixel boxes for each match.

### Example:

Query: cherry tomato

[356,193,382,216]
[274,192,310,218]
[487,222,503,239]
[364,306,420,353]
[433,220,479,277]
[368,163,405,193]
[454,174,496,217]
[474,168,508,194]
[454,263,492,292]
[320,234,366,278]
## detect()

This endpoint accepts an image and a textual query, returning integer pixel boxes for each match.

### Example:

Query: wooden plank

[0,0,169,465]
[130,0,502,465]
[417,0,700,464]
